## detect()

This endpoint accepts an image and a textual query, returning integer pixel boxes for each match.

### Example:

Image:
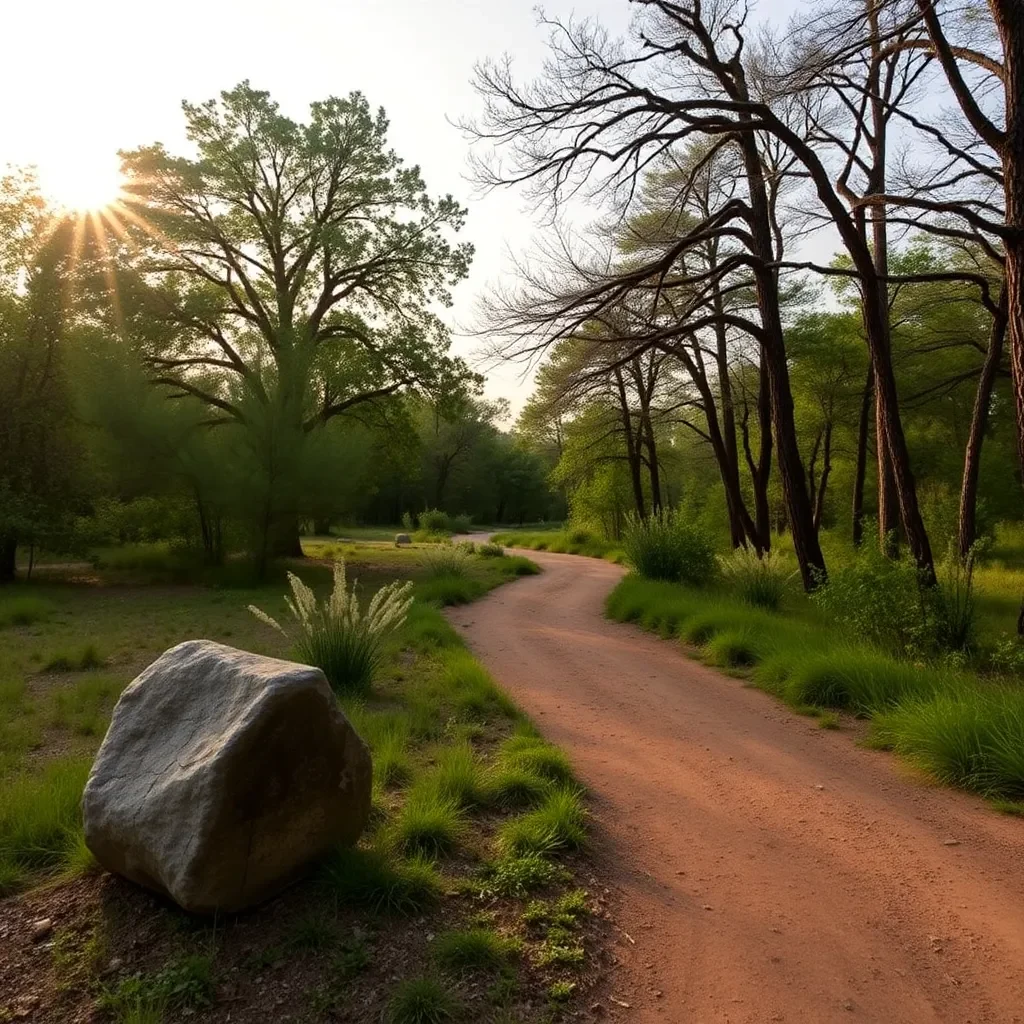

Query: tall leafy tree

[114,83,473,561]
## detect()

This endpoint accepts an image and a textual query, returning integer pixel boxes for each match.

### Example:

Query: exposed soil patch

[451,549,1024,1024]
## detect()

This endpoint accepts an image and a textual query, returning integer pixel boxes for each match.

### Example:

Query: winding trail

[451,546,1024,1024]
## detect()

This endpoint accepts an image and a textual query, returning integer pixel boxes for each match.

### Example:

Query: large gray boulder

[83,640,371,914]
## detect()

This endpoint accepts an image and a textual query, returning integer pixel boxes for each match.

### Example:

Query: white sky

[1,0,803,415]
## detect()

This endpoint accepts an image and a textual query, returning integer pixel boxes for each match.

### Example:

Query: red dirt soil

[450,547,1024,1024]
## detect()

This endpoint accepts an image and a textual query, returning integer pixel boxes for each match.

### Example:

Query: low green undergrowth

[0,545,591,1023]
[492,529,625,563]
[607,573,1024,803]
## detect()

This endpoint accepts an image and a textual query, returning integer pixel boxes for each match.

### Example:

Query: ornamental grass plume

[250,560,413,694]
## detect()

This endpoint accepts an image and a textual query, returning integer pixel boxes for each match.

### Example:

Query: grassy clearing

[0,539,595,1023]
[607,573,1024,803]
[492,528,625,563]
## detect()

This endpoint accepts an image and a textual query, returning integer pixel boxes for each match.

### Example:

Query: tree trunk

[752,352,774,553]
[958,286,1007,558]
[642,413,663,513]
[813,423,833,533]
[739,121,825,587]
[270,516,304,558]
[876,380,900,556]
[614,370,647,517]
[712,285,747,548]
[852,367,873,546]
[0,535,16,583]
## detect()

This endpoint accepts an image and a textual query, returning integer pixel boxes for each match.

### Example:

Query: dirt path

[451,547,1024,1024]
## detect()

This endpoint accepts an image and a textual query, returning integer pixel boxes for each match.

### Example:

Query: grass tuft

[44,644,104,672]
[496,787,587,857]
[432,928,516,974]
[0,595,54,628]
[319,846,442,915]
[387,977,460,1024]
[388,789,468,858]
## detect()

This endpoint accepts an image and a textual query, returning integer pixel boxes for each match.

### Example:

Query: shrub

[496,787,587,856]
[402,511,415,531]
[320,846,441,914]
[418,509,452,534]
[432,928,514,973]
[249,559,412,694]
[420,545,470,580]
[478,542,505,558]
[454,540,476,555]
[718,548,793,610]
[0,596,53,628]
[450,514,473,534]
[622,511,717,585]
[387,977,459,1024]
[929,544,978,654]
[810,545,930,658]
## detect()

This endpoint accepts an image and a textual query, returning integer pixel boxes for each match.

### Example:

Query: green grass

[44,643,105,672]
[497,734,576,786]
[496,787,587,857]
[50,675,124,736]
[319,846,442,915]
[492,529,625,563]
[432,928,516,974]
[428,743,489,808]
[440,651,518,722]
[387,977,460,1024]
[607,570,1024,808]
[0,539,593,1023]
[477,853,570,898]
[387,788,468,858]
[0,595,54,628]
[870,688,1024,799]
[0,757,92,893]
[415,575,486,606]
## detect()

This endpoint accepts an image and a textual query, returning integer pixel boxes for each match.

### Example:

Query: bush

[478,542,505,558]
[418,509,452,534]
[450,514,473,534]
[420,545,470,580]
[622,511,717,585]
[249,559,412,694]
[811,545,930,658]
[930,545,978,654]
[718,549,793,610]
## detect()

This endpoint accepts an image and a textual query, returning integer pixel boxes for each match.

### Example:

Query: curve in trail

[450,547,1024,1024]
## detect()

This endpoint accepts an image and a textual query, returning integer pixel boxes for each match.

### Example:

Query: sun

[40,153,124,213]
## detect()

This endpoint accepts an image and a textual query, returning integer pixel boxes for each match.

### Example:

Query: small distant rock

[942,839,961,847]
[394,533,412,546]
[815,784,825,790]
[30,918,53,941]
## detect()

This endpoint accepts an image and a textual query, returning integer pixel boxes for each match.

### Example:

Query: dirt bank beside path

[449,546,1024,1024]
